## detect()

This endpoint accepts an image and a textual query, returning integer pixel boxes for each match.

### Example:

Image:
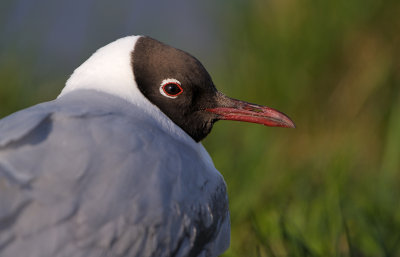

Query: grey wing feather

[0,91,230,257]
[0,107,51,147]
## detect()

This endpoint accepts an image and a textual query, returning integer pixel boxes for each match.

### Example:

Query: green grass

[1,1,399,256]
[203,0,400,256]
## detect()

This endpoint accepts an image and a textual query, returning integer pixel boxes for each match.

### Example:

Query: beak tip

[278,121,295,129]
[287,120,296,129]
[276,113,295,129]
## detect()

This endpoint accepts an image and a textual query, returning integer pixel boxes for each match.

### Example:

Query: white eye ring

[159,78,183,99]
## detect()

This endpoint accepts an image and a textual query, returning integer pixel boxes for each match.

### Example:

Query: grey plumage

[0,90,230,257]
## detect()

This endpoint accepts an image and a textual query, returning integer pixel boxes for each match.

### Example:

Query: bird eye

[160,79,183,99]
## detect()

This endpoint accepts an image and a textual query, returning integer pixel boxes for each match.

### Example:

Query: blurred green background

[1,0,400,256]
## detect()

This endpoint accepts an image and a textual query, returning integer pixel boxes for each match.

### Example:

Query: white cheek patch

[159,78,182,99]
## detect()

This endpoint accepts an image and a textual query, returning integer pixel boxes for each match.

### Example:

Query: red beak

[206,94,295,128]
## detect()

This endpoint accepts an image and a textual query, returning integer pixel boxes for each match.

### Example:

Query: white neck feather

[59,36,142,104]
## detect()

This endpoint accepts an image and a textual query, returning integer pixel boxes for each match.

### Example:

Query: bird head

[60,36,295,142]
